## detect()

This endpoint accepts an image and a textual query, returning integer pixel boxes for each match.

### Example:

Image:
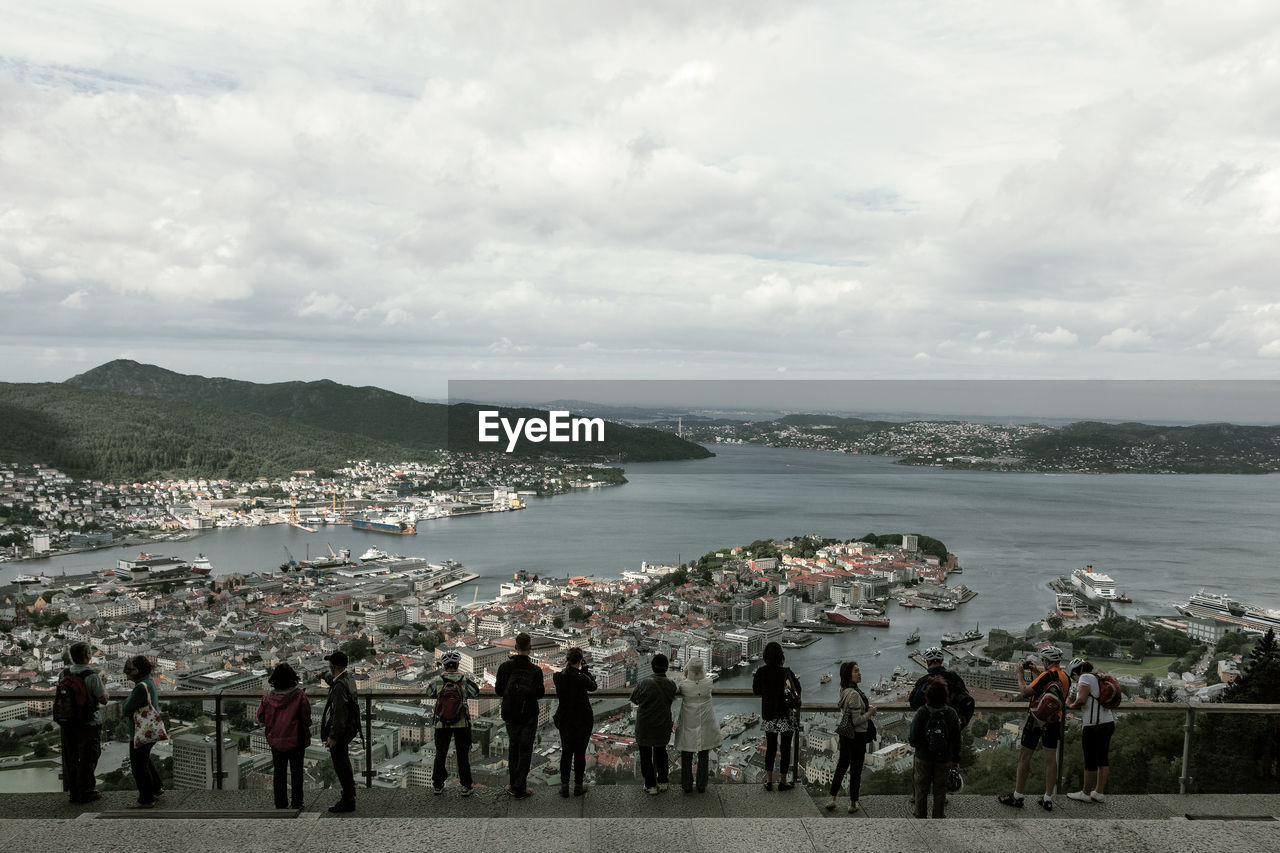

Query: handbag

[835,703,857,740]
[132,688,169,748]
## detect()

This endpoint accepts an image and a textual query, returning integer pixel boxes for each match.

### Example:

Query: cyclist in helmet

[909,647,973,728]
[999,645,1070,812]
[425,648,480,796]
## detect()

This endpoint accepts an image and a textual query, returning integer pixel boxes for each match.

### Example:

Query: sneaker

[645,787,659,796]
[997,793,1023,808]
[657,783,668,793]
[328,801,356,813]
[433,786,444,795]
[1039,797,1053,812]
[513,789,533,801]
[560,784,570,798]
[778,782,795,791]
[573,785,586,797]
[1066,790,1091,802]
[849,801,860,813]
[1090,792,1107,803]
[126,802,154,810]
[461,787,473,797]
[825,796,836,811]
[763,782,774,792]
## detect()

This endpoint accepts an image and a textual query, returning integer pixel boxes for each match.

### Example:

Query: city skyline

[2,4,1280,397]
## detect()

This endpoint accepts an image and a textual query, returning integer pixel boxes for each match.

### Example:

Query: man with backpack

[55,642,108,804]
[320,650,360,813]
[998,645,1071,811]
[1065,658,1115,804]
[909,647,975,728]
[908,678,961,818]
[425,649,480,796]
[495,633,545,800]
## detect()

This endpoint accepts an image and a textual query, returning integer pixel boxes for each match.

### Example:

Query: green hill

[0,382,430,480]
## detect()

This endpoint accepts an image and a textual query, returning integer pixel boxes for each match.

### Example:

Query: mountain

[59,360,712,464]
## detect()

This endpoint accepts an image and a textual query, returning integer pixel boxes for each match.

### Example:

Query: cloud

[1033,326,1079,347]
[1098,327,1154,350]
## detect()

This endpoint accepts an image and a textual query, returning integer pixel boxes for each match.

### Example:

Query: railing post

[1180,704,1195,794]
[214,690,224,791]
[1055,723,1065,796]
[364,693,374,788]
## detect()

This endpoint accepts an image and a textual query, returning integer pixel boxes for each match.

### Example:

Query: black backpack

[923,707,952,761]
[435,677,466,726]
[911,671,974,729]
[505,666,540,719]
[52,669,93,725]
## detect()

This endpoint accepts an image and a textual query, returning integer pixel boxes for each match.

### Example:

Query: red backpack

[435,677,467,725]
[52,669,94,725]
[1093,672,1123,710]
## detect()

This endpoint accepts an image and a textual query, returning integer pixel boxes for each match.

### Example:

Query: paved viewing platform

[3,790,1277,852]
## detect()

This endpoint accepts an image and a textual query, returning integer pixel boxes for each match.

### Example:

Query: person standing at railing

[753,641,802,791]
[630,653,677,794]
[55,642,108,805]
[553,647,597,797]
[425,649,481,797]
[496,632,545,800]
[320,650,360,813]
[999,645,1071,812]
[258,662,311,810]
[908,678,961,819]
[1065,658,1113,804]
[674,657,721,793]
[827,659,876,813]
[122,655,165,809]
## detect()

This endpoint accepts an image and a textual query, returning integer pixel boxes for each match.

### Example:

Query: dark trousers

[329,738,356,803]
[681,750,709,792]
[129,741,162,804]
[559,728,590,785]
[830,735,867,801]
[912,755,949,818]
[505,719,537,793]
[638,745,669,788]
[433,727,473,788]
[764,731,793,777]
[272,746,305,808]
[60,724,101,802]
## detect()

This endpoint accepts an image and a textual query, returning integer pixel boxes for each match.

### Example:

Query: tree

[552,616,564,629]
[342,636,375,661]
[1047,615,1064,630]
[568,606,587,622]
[32,741,50,758]
[1195,629,1280,793]
[1130,638,1149,659]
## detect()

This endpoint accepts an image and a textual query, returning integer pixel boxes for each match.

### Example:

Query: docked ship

[1071,565,1118,601]
[940,624,983,646]
[350,514,417,535]
[1055,592,1077,618]
[189,554,213,576]
[824,604,891,627]
[1176,590,1280,634]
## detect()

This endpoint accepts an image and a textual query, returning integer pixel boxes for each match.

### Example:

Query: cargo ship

[824,603,890,627]
[940,624,983,646]
[351,515,417,535]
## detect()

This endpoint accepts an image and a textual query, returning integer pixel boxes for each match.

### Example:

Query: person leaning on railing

[552,646,597,797]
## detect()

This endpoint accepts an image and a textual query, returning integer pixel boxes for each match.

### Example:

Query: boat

[874,649,881,656]
[1115,593,1133,604]
[820,673,832,684]
[351,514,417,535]
[1176,590,1280,634]
[1055,592,1077,618]
[824,604,890,627]
[905,627,920,645]
[13,574,42,584]
[189,554,213,576]
[1071,565,1118,601]
[897,598,919,608]
[359,547,390,562]
[940,624,984,646]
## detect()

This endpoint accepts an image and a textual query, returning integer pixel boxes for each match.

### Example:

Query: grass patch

[1097,656,1175,676]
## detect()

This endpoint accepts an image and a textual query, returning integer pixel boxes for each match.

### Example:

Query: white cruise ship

[1071,565,1118,601]
[1177,591,1280,634]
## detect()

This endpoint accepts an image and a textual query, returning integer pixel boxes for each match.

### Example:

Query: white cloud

[1098,327,1153,350]
[1033,326,1079,347]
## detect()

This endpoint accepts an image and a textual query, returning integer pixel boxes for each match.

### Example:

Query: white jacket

[674,676,723,752]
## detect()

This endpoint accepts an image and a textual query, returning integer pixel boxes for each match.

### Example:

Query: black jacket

[753,663,801,722]
[552,665,598,733]
[495,654,546,723]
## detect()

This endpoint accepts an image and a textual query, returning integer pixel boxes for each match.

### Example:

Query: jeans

[505,719,537,793]
[638,745,669,789]
[912,755,950,818]
[59,724,101,802]
[681,750,709,792]
[272,746,305,808]
[559,727,590,785]
[764,730,793,777]
[433,727,473,788]
[830,735,867,801]
[329,737,356,803]
[129,741,163,804]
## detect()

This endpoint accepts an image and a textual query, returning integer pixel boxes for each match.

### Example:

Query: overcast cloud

[2,2,1280,406]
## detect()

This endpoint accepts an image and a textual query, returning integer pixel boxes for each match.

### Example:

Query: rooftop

[3,790,1277,853]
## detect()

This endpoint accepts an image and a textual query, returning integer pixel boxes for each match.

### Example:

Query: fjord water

[8,445,1278,695]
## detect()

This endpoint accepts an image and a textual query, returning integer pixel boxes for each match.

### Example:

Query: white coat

[674,676,723,753]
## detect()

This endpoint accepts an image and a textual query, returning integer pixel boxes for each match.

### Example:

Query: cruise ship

[1071,565,1118,601]
[1177,590,1280,634]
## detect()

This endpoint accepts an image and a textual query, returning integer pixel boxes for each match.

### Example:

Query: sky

[2,2,1280,413]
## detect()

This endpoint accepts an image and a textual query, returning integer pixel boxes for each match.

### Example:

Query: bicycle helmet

[441,649,462,667]
[1040,646,1064,663]
[947,766,964,794]
[1068,657,1085,676]
[923,646,945,662]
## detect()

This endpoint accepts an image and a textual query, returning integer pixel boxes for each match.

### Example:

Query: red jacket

[257,688,312,750]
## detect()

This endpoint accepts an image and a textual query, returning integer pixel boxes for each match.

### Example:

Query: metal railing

[8,687,1278,795]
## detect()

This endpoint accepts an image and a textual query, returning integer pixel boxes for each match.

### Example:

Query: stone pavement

[1,790,1276,852]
